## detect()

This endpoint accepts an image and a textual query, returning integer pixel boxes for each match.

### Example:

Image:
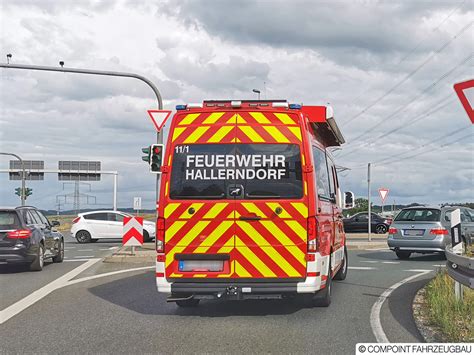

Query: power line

[341,20,473,128]
[337,53,473,158]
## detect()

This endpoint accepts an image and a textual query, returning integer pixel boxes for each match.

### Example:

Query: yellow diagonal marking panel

[179,203,204,219]
[226,116,236,124]
[291,202,308,218]
[284,220,307,242]
[165,203,181,219]
[165,221,187,242]
[235,260,251,277]
[260,220,306,263]
[166,245,185,267]
[242,203,266,217]
[217,236,234,254]
[179,113,200,125]
[203,203,229,219]
[183,126,210,144]
[193,220,233,252]
[207,125,233,143]
[274,113,295,125]
[263,126,290,143]
[235,114,247,124]
[239,126,265,143]
[202,112,225,124]
[266,202,291,219]
[288,126,302,141]
[235,236,275,277]
[237,222,300,276]
[165,182,169,197]
[249,112,271,124]
[172,127,187,142]
[174,220,210,247]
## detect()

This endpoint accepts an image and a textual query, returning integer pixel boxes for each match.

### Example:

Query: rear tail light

[388,228,397,234]
[307,217,317,252]
[72,217,81,224]
[156,217,165,253]
[7,229,32,239]
[430,228,449,235]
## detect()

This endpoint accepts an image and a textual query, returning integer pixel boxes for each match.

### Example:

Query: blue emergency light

[289,104,302,109]
[175,105,187,110]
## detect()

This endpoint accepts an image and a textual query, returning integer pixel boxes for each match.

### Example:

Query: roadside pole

[0,62,164,216]
[368,163,371,242]
[0,152,26,206]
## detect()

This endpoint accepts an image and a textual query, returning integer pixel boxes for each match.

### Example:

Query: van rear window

[169,144,303,199]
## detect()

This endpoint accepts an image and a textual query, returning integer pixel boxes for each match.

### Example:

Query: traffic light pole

[1,62,164,214]
[0,152,26,206]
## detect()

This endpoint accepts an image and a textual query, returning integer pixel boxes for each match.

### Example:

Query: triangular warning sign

[453,79,474,124]
[147,110,172,132]
[378,188,389,203]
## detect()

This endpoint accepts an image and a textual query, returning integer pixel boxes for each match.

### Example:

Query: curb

[346,242,387,250]
[412,281,442,343]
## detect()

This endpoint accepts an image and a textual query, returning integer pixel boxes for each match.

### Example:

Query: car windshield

[0,211,20,230]
[395,208,441,222]
[170,143,303,199]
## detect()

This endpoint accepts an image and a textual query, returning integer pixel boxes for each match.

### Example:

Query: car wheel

[334,246,348,281]
[52,239,64,263]
[143,230,150,243]
[76,230,92,243]
[176,298,200,307]
[30,243,45,271]
[395,251,411,260]
[313,260,332,307]
[376,224,388,234]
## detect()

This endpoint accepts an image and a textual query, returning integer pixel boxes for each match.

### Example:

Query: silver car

[387,206,474,259]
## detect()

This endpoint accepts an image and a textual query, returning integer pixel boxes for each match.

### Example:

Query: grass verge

[424,270,473,342]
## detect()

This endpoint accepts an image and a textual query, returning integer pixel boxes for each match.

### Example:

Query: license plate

[178,260,224,272]
[404,229,424,236]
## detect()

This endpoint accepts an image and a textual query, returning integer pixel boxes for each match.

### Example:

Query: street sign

[123,216,143,247]
[147,110,172,132]
[58,161,101,181]
[133,197,142,211]
[453,79,474,124]
[378,188,389,203]
[9,160,44,180]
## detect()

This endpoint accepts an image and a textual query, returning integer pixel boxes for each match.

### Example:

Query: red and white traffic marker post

[123,216,144,255]
[450,209,463,301]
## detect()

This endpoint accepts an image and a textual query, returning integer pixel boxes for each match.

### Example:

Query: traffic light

[15,187,22,196]
[150,144,164,173]
[141,146,151,163]
[25,188,33,198]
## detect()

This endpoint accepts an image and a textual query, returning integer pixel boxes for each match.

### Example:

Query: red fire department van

[155,100,354,307]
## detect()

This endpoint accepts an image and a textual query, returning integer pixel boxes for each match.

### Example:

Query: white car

[70,210,156,243]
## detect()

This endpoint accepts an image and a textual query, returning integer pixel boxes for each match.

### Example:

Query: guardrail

[445,246,474,289]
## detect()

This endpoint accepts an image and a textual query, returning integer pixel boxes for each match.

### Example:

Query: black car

[343,212,390,234]
[0,206,64,271]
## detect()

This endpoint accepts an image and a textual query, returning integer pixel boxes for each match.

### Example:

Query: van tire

[314,262,332,307]
[176,298,200,307]
[334,247,348,281]
[395,251,411,259]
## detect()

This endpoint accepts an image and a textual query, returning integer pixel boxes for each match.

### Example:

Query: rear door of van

[233,111,308,279]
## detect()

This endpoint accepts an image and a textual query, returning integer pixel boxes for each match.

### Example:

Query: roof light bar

[231,100,242,108]
[289,104,302,109]
[175,104,187,110]
[187,103,203,109]
[272,102,289,108]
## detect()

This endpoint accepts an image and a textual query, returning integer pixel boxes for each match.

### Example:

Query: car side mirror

[344,191,355,209]
[51,220,60,227]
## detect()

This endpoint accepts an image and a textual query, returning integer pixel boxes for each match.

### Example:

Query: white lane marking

[382,261,400,264]
[65,246,76,249]
[64,259,92,262]
[405,269,433,272]
[432,264,446,267]
[108,246,118,250]
[370,270,432,343]
[348,266,376,270]
[67,266,154,286]
[0,259,100,325]
[74,256,94,258]
[360,261,378,263]
[78,249,94,252]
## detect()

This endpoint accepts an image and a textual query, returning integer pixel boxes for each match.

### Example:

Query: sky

[0,0,473,211]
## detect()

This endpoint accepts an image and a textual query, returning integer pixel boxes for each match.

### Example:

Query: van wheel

[334,247,348,281]
[143,231,150,243]
[30,243,44,271]
[76,230,91,244]
[314,262,332,307]
[176,298,200,307]
[396,251,411,259]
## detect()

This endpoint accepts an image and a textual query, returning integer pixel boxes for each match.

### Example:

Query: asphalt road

[0,248,446,354]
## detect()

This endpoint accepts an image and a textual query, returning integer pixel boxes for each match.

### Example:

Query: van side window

[312,147,330,199]
[326,157,336,197]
